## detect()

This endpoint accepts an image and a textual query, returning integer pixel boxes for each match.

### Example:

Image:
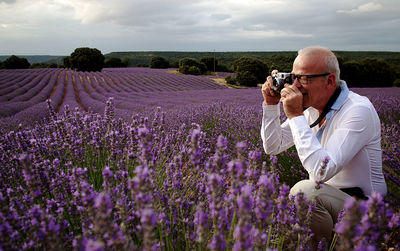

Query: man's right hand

[261,69,281,105]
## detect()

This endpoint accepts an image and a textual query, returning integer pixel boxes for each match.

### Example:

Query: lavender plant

[334,193,399,250]
[0,99,316,250]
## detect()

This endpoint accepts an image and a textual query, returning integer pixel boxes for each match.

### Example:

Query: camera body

[272,72,294,93]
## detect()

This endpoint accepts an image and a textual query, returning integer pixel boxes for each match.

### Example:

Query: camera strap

[309,86,342,128]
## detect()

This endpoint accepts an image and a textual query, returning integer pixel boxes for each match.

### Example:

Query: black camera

[272,72,295,93]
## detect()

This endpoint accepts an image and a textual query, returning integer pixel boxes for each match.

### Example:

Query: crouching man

[260,46,387,249]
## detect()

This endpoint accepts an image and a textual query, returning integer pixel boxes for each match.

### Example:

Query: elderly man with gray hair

[261,46,386,249]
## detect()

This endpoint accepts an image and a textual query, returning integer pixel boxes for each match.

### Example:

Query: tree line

[1,48,399,87]
[0,48,130,71]
[108,51,400,87]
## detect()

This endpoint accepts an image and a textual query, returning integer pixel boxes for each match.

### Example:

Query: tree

[30,62,58,68]
[104,57,127,68]
[3,55,30,69]
[216,64,229,72]
[231,57,268,87]
[178,58,207,75]
[121,57,131,67]
[268,55,295,73]
[359,58,395,87]
[235,71,258,86]
[341,58,396,87]
[49,63,58,68]
[200,56,218,72]
[169,61,179,68]
[69,47,105,72]
[150,56,169,69]
[394,79,400,87]
[63,56,71,68]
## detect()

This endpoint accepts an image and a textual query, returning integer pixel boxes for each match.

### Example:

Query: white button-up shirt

[261,81,387,196]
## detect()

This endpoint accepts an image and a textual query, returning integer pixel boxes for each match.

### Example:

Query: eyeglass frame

[292,72,331,85]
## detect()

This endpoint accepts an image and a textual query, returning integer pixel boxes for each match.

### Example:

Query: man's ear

[328,73,336,87]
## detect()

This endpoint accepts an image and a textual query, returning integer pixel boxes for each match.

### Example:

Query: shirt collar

[326,80,349,120]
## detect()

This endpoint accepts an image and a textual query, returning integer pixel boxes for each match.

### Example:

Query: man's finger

[281,87,295,96]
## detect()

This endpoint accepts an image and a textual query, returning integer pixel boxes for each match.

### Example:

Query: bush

[179,65,202,75]
[188,66,202,75]
[169,61,179,68]
[231,57,268,87]
[121,57,131,67]
[225,75,236,85]
[30,63,59,68]
[179,58,207,75]
[150,56,169,69]
[268,55,295,73]
[3,55,30,69]
[235,71,258,86]
[341,58,396,87]
[200,56,218,72]
[104,58,127,68]
[217,64,230,72]
[69,47,105,72]
[63,56,71,68]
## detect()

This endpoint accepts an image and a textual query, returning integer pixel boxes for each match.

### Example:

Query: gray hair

[298,46,341,86]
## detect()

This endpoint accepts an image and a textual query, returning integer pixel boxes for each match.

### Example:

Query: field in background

[0,67,236,131]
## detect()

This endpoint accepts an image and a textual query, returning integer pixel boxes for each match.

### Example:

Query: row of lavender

[0,68,228,131]
[0,99,398,250]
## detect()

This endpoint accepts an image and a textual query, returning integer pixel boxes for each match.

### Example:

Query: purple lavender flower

[208,233,226,251]
[335,193,399,250]
[140,207,159,251]
[233,184,254,250]
[315,155,330,189]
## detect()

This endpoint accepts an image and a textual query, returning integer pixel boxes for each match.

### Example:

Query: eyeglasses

[292,73,330,85]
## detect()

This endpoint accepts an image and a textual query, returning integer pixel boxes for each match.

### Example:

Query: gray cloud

[0,0,17,4]
[0,0,399,54]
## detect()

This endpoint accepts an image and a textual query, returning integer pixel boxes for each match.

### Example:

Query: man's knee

[291,180,335,250]
[290,180,318,200]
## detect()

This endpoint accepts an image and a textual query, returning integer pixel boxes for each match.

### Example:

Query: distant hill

[0,55,65,64]
[2,51,400,72]
[104,51,400,68]
[105,51,298,67]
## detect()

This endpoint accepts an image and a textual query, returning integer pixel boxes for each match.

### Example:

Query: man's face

[291,54,331,111]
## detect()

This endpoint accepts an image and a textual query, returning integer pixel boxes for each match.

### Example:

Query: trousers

[290,180,354,250]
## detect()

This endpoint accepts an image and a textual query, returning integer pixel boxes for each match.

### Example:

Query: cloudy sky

[1,0,399,55]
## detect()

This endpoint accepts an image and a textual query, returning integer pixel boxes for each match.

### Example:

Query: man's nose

[293,79,302,88]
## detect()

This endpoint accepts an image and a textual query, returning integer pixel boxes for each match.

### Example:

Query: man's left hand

[280,84,304,119]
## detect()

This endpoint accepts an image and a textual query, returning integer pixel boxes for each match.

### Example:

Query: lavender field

[0,67,399,250]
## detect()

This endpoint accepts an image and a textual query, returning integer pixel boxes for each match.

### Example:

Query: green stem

[266,224,273,248]
[329,233,338,251]
[228,207,237,242]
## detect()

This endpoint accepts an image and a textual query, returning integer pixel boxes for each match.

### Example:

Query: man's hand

[261,69,280,105]
[280,84,304,118]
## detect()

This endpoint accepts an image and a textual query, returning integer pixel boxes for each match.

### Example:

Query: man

[260,46,387,249]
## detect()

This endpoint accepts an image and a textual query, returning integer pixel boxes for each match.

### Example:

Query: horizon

[2,49,400,58]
